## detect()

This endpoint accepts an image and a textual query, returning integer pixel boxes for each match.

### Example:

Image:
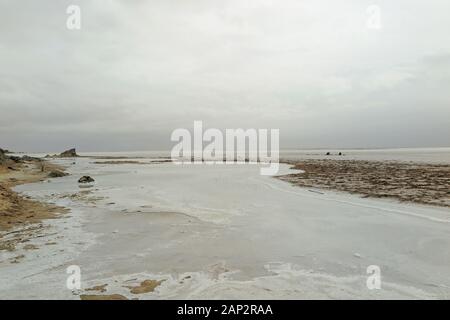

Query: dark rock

[78,176,95,183]
[338,152,342,156]
[0,148,18,165]
[8,156,22,163]
[326,152,331,155]
[48,170,68,178]
[22,155,42,162]
[59,148,78,158]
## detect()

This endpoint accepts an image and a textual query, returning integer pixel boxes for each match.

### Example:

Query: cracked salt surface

[1,156,449,299]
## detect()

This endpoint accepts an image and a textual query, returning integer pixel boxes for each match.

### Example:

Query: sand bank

[0,160,68,251]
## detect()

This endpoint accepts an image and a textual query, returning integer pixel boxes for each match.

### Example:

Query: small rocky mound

[78,176,95,183]
[59,148,78,158]
[1,149,43,165]
[48,170,68,178]
[8,156,22,163]
[21,155,42,162]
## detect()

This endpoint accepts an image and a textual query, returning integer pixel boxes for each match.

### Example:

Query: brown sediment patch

[80,294,128,300]
[0,224,48,252]
[23,244,38,250]
[0,241,16,251]
[278,159,450,207]
[9,254,25,264]
[89,155,169,160]
[59,190,105,204]
[85,284,108,293]
[93,160,172,165]
[93,160,144,165]
[91,156,145,160]
[125,279,165,294]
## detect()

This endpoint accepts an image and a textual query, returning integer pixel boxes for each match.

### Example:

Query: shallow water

[1,155,450,299]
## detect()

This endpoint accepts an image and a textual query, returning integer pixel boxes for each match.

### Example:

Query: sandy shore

[279,159,450,207]
[0,159,68,251]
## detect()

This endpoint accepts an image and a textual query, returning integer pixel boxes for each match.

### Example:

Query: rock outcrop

[59,148,78,158]
[1,150,44,165]
[22,155,42,162]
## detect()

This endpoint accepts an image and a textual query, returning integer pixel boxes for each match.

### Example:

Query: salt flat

[1,155,449,299]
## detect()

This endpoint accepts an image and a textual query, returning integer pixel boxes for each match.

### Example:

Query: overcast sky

[1,0,449,152]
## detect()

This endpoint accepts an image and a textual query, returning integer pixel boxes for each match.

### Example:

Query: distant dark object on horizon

[45,148,79,158]
[325,151,344,156]
[59,148,78,158]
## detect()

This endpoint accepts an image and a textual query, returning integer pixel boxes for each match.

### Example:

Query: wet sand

[279,159,450,207]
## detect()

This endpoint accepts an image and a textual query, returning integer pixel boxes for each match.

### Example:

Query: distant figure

[338,152,342,156]
[326,152,330,155]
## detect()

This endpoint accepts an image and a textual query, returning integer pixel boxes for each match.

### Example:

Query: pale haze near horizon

[0,0,449,152]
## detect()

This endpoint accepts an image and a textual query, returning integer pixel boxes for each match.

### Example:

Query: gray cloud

[1,0,449,152]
